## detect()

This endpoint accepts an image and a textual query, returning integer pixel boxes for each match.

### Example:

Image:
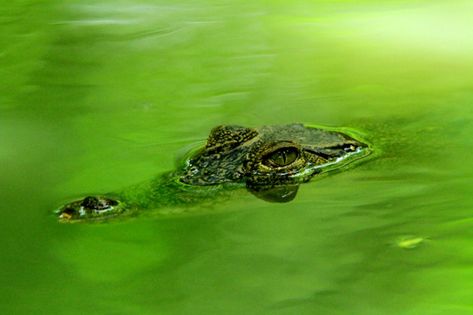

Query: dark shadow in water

[246,184,299,203]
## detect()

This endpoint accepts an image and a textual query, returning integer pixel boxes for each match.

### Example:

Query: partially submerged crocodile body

[57,124,371,222]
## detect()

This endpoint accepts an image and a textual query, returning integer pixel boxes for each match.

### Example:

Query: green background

[1,0,473,314]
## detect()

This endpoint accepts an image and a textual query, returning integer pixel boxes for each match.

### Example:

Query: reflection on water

[248,184,300,203]
[2,0,473,314]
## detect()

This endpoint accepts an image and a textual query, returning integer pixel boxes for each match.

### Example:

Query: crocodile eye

[263,147,299,167]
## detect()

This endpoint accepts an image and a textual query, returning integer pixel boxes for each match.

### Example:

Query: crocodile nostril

[81,196,102,209]
[80,196,117,210]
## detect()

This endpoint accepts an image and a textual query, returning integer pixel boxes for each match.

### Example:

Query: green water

[2,0,473,314]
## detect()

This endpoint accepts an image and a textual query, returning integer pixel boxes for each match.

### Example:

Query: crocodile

[56,123,371,222]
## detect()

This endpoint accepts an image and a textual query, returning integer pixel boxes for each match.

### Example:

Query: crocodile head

[180,123,370,201]
[56,123,371,222]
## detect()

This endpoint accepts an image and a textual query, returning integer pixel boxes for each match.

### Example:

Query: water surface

[2,1,473,314]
